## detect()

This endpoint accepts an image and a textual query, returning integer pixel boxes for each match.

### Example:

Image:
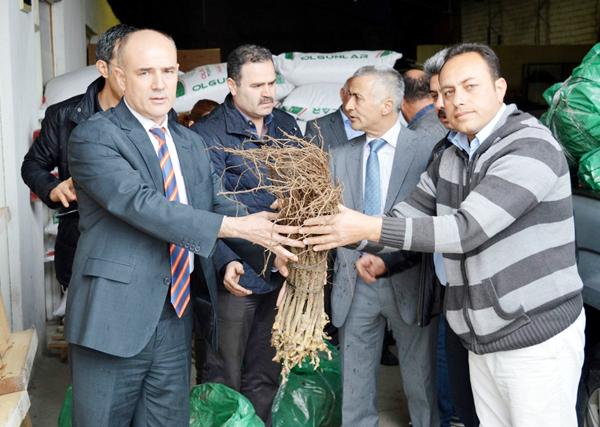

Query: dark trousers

[204,288,281,424]
[445,319,479,427]
[70,302,193,427]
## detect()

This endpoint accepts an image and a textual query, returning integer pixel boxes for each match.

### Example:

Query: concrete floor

[28,324,410,426]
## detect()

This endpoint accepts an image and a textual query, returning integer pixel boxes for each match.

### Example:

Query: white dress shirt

[124,99,194,273]
[448,103,507,159]
[362,119,402,214]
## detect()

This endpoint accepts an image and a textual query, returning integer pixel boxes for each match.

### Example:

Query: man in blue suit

[66,29,300,427]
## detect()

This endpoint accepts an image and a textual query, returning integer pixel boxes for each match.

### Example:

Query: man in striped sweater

[301,43,585,426]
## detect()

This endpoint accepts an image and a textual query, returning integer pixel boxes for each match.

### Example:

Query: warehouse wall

[40,0,119,84]
[0,0,46,337]
[462,0,600,45]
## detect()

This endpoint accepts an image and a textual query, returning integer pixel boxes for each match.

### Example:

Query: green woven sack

[579,146,600,191]
[542,43,600,163]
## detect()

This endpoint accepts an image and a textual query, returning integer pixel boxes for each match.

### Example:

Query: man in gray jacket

[66,30,300,426]
[328,66,439,427]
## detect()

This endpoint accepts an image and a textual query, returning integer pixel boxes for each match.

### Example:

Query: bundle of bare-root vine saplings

[222,135,341,380]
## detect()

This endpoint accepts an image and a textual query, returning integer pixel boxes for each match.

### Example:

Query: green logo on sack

[176,81,185,97]
[282,105,305,115]
[285,52,294,60]
[312,107,334,115]
[380,50,393,57]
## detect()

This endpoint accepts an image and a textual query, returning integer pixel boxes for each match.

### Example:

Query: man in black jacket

[21,23,135,291]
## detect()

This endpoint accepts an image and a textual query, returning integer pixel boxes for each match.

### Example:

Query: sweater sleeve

[380,135,568,254]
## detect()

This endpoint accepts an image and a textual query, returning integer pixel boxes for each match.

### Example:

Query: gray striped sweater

[375,104,583,354]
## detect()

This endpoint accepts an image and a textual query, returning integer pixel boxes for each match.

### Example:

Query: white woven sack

[174,63,229,112]
[43,65,100,107]
[279,83,341,122]
[273,50,402,86]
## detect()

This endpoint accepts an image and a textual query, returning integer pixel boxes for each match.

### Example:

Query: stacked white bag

[174,63,295,112]
[41,49,402,130]
[274,50,402,130]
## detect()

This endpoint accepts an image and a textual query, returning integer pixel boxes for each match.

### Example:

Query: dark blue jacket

[192,94,302,293]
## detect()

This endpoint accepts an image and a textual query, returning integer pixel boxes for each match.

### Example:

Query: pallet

[47,325,68,362]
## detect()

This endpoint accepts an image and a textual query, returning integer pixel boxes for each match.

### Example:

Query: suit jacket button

[163,277,171,285]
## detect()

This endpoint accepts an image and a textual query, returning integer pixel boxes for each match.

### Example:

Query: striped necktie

[363,138,387,216]
[149,127,190,318]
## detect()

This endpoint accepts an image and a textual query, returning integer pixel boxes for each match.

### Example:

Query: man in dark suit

[401,69,447,141]
[304,80,364,150]
[327,66,440,427]
[66,29,301,427]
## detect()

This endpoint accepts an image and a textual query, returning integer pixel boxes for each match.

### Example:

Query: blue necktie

[363,138,387,216]
[149,127,190,318]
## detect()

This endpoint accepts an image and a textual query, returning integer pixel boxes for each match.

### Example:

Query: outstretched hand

[219,212,303,262]
[300,204,383,251]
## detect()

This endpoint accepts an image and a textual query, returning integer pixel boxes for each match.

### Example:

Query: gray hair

[95,24,137,64]
[350,66,404,113]
[423,47,449,77]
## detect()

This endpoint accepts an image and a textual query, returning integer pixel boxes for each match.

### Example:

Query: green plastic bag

[542,43,600,163]
[579,146,600,191]
[271,343,342,427]
[57,385,72,427]
[58,383,264,427]
[189,383,265,427]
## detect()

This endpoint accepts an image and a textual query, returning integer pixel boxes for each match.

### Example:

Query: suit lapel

[116,101,164,191]
[330,109,348,147]
[385,126,416,211]
[344,135,365,211]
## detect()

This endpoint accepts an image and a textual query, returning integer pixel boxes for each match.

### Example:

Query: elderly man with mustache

[191,44,302,423]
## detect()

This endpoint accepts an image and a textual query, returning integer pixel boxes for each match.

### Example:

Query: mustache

[260,97,274,104]
[437,108,447,119]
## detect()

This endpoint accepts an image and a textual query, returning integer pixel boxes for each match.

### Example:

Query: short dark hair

[95,24,137,63]
[442,43,501,80]
[403,72,431,102]
[227,44,273,84]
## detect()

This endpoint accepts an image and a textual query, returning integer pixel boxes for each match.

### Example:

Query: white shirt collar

[124,98,169,132]
[366,117,402,148]
[448,103,506,159]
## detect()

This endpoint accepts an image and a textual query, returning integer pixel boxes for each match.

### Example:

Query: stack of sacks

[174,63,295,113]
[42,65,100,114]
[40,50,402,134]
[275,50,402,133]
